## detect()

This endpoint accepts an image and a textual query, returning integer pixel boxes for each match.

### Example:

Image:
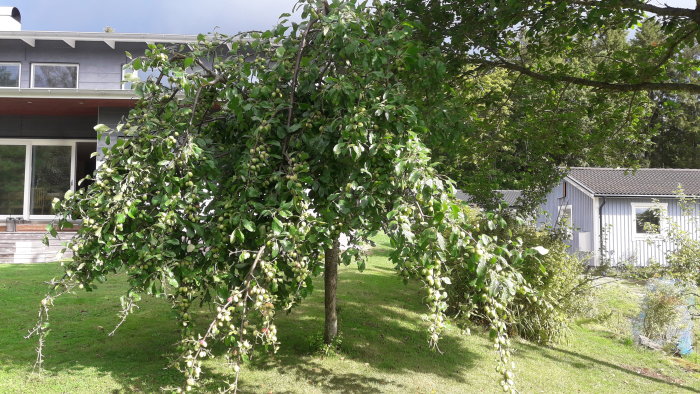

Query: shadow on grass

[517,342,700,393]
[238,360,394,393]
[0,262,479,392]
[239,267,480,392]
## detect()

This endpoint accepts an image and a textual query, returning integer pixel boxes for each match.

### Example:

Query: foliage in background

[30,1,548,392]
[395,0,700,94]
[507,225,592,344]
[395,0,700,208]
[662,192,700,290]
[638,22,700,169]
[409,26,664,210]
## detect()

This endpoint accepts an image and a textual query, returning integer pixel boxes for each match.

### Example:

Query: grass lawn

[2,234,700,393]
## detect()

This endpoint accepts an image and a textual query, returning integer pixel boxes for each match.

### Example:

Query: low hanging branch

[30,1,548,393]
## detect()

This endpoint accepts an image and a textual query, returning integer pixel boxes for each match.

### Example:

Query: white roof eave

[0,88,138,100]
[0,30,199,46]
[0,30,255,47]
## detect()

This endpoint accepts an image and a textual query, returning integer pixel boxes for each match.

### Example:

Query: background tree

[396,0,700,93]
[414,30,657,209]
[31,1,542,392]
[395,1,700,208]
[635,22,700,168]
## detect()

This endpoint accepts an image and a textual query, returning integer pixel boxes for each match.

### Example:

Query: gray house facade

[538,167,700,266]
[0,7,197,262]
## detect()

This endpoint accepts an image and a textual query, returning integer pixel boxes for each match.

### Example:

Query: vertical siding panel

[540,185,699,267]
[601,197,700,267]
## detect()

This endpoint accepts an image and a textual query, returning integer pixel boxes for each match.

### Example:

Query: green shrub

[507,224,591,343]
[445,213,592,344]
[637,280,684,342]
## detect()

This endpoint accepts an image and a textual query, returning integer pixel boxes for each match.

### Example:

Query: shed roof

[495,190,522,206]
[567,167,700,197]
[455,189,522,206]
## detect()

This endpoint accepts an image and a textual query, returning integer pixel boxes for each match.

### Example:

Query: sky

[8,0,700,35]
[13,0,302,35]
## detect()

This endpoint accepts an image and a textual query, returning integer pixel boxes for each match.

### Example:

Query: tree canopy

[396,0,700,94]
[32,1,544,392]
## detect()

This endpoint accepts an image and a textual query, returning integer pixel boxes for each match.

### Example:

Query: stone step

[0,252,71,263]
[0,229,76,263]
[0,232,75,240]
[0,238,71,245]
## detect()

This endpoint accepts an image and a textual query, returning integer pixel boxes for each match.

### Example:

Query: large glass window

[122,66,179,89]
[0,145,26,215]
[0,141,97,218]
[31,64,78,88]
[31,146,72,215]
[0,63,20,88]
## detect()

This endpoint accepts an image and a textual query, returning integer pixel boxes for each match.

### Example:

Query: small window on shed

[632,203,666,235]
[557,204,573,239]
[0,63,20,87]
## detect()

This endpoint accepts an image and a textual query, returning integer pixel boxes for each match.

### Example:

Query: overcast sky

[10,0,700,35]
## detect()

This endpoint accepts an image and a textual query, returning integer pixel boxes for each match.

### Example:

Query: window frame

[631,202,668,238]
[30,62,80,89]
[0,62,21,88]
[557,204,573,239]
[0,138,95,220]
[121,64,134,90]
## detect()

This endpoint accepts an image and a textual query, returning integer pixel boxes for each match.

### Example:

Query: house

[0,6,198,262]
[538,167,700,266]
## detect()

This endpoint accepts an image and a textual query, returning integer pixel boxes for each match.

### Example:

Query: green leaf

[94,124,111,133]
[242,219,255,232]
[271,217,283,235]
[230,229,244,244]
[532,246,549,255]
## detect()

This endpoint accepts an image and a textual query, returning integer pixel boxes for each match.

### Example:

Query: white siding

[537,179,595,253]
[601,197,699,266]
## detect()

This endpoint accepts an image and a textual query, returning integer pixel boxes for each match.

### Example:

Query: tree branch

[473,59,700,94]
[287,18,318,128]
[572,0,700,20]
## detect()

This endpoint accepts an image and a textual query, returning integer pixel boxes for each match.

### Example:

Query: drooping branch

[472,59,700,94]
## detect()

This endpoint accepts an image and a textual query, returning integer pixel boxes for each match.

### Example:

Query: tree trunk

[324,238,340,344]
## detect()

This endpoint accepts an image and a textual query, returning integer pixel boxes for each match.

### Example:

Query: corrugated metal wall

[602,197,699,266]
